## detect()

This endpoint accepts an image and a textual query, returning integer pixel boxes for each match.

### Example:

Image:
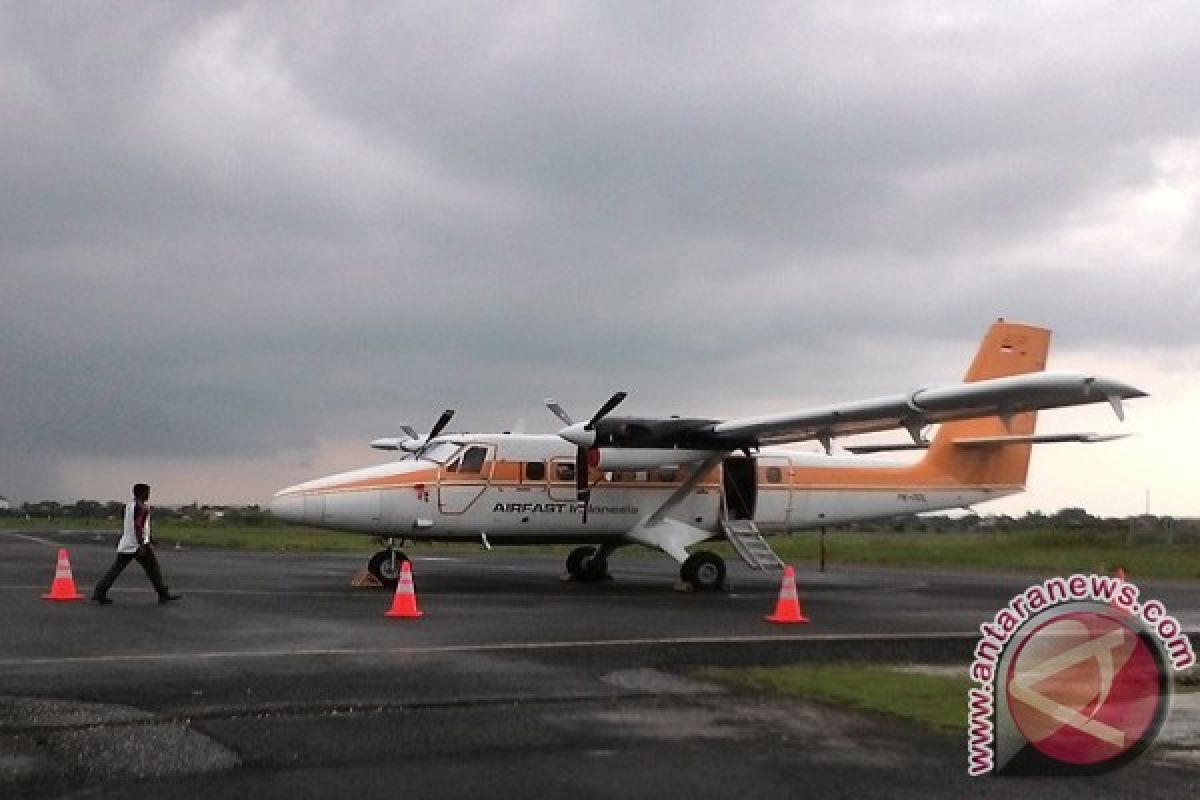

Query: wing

[709,371,1146,449]
[844,432,1131,454]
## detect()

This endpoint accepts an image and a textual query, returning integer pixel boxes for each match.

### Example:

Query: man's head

[133,483,151,502]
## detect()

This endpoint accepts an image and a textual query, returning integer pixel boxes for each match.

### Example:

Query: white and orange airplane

[270,320,1145,591]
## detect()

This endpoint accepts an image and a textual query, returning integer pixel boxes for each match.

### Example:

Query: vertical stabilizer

[920,320,1051,488]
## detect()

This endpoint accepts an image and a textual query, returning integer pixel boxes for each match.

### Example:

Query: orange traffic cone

[766,565,809,624]
[385,560,423,618]
[43,548,85,601]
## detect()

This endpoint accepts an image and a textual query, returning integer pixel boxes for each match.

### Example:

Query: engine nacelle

[589,448,715,470]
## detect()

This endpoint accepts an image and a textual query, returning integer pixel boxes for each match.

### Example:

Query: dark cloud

[0,2,1197,510]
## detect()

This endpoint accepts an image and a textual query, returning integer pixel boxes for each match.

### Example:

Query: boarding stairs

[721,518,785,571]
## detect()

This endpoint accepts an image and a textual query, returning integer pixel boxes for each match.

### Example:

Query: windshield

[419,441,461,464]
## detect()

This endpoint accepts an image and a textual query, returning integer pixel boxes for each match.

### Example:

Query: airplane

[269,320,1146,592]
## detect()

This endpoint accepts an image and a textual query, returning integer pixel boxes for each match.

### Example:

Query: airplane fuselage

[270,433,1015,545]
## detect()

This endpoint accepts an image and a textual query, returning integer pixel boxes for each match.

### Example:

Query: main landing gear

[368,538,408,588]
[564,545,728,592]
[680,550,727,592]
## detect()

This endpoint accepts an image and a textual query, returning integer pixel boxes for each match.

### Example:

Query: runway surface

[2,531,1198,798]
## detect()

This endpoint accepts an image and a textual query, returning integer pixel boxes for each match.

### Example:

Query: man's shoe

[158,593,181,604]
[92,596,113,605]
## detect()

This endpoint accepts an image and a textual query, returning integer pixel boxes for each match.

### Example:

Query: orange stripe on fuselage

[785,464,1017,492]
[286,457,1011,500]
[282,467,441,497]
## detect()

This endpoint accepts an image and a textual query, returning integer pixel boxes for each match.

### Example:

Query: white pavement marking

[11,533,59,546]
[0,631,981,668]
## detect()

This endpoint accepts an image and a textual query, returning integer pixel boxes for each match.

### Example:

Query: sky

[2,2,1199,517]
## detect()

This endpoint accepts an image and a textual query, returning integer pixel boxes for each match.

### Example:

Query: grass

[0,518,580,555]
[698,664,972,733]
[4,519,1198,579]
[698,660,1199,736]
[757,529,1200,580]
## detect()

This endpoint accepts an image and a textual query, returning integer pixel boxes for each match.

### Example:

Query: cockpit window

[420,441,461,464]
[457,446,487,474]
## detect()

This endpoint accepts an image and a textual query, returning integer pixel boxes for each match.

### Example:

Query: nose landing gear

[564,545,612,582]
[368,538,408,588]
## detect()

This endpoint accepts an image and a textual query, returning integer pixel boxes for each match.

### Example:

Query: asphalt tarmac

[2,531,1197,798]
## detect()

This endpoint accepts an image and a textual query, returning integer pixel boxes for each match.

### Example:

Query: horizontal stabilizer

[843,442,931,454]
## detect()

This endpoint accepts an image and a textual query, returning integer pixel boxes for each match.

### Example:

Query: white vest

[117,501,152,554]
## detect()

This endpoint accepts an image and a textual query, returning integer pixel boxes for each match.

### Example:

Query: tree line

[3,500,273,525]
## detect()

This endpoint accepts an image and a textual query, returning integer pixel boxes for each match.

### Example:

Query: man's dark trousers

[93,545,170,600]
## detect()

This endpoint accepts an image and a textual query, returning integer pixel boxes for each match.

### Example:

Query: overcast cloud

[2,2,1199,515]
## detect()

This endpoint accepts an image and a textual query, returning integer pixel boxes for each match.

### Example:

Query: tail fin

[919,320,1051,488]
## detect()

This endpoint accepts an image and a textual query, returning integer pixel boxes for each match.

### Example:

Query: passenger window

[656,467,678,482]
[525,461,546,481]
[554,462,576,482]
[766,466,783,484]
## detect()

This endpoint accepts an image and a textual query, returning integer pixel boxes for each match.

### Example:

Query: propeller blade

[544,398,574,426]
[427,409,455,441]
[587,391,627,430]
[414,409,455,457]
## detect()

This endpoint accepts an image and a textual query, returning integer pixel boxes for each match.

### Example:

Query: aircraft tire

[681,551,726,592]
[368,549,408,588]
[566,546,608,581]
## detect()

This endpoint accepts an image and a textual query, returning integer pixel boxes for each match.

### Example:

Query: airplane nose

[269,490,303,523]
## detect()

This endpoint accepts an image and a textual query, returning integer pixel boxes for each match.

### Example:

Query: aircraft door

[754,456,791,526]
[722,456,757,520]
[439,444,493,514]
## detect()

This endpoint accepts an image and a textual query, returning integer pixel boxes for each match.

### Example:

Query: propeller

[415,409,455,458]
[372,410,455,457]
[553,392,626,522]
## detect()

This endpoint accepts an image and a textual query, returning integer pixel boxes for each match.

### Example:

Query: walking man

[92,483,180,604]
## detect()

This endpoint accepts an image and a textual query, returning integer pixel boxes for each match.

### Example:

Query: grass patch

[699,664,971,733]
[4,520,1198,579]
[0,520,583,556]
[156,524,380,553]
[152,526,580,555]
[761,529,1200,580]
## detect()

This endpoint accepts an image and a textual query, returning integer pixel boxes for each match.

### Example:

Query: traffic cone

[766,565,809,624]
[385,560,423,618]
[42,548,85,601]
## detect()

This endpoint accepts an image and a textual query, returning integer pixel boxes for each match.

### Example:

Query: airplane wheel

[368,549,408,588]
[566,546,608,582]
[681,551,726,592]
